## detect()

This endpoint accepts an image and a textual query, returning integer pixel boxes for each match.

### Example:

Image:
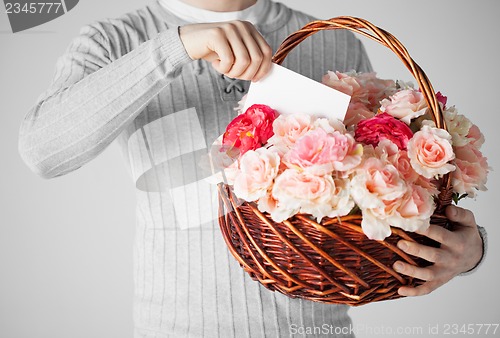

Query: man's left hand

[393,205,483,297]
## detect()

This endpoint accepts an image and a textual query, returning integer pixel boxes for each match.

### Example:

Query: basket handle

[272,16,453,213]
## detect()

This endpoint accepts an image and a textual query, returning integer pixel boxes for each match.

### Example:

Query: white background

[1,0,499,337]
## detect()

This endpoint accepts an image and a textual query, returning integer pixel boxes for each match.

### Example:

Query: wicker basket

[217,16,454,306]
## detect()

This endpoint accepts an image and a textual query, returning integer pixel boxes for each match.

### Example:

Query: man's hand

[179,21,273,82]
[393,205,483,297]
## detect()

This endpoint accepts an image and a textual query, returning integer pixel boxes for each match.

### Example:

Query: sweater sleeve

[18,23,193,179]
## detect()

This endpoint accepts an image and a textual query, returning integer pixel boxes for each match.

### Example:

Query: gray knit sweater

[17,0,485,337]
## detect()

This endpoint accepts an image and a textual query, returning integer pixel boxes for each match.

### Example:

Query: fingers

[180,21,272,82]
[214,21,272,81]
[416,223,450,245]
[398,282,441,297]
[414,206,476,247]
[393,261,436,282]
[394,240,443,297]
[224,25,259,80]
[247,31,273,82]
[394,206,481,298]
[393,261,447,296]
[397,240,442,263]
[209,29,236,74]
[446,205,477,228]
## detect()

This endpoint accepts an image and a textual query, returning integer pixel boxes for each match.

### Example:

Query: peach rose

[452,144,489,197]
[407,125,456,179]
[375,140,420,183]
[329,178,355,218]
[257,193,279,216]
[387,184,435,233]
[358,184,434,240]
[271,169,338,222]
[359,208,392,240]
[322,71,396,112]
[322,71,364,100]
[268,113,313,152]
[285,128,362,175]
[354,174,434,240]
[233,148,280,202]
[350,157,407,210]
[375,139,438,194]
[443,106,472,147]
[380,89,428,124]
[312,117,346,134]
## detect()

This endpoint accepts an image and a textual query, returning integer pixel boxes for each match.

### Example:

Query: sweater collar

[157,0,268,25]
[150,0,292,34]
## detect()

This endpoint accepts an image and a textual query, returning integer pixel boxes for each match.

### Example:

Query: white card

[243,63,351,120]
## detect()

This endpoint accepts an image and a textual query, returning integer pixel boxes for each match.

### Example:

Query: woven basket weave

[217,16,453,306]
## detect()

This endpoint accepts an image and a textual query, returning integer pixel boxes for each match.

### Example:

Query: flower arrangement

[214,71,489,241]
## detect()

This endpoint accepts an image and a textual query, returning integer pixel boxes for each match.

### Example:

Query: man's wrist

[460,225,487,276]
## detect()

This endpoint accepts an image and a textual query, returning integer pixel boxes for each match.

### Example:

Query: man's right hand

[179,21,273,82]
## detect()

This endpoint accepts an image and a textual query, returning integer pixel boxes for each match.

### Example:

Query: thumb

[446,205,476,228]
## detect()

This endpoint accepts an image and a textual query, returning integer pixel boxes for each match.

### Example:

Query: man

[18,0,486,336]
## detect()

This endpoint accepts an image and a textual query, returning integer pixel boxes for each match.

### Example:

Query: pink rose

[268,113,313,151]
[285,128,362,175]
[355,113,414,150]
[467,124,485,149]
[452,144,489,197]
[222,104,277,155]
[233,147,280,202]
[380,89,428,124]
[407,125,456,179]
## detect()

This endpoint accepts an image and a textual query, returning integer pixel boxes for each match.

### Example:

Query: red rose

[355,112,413,150]
[222,104,277,155]
[436,91,448,109]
